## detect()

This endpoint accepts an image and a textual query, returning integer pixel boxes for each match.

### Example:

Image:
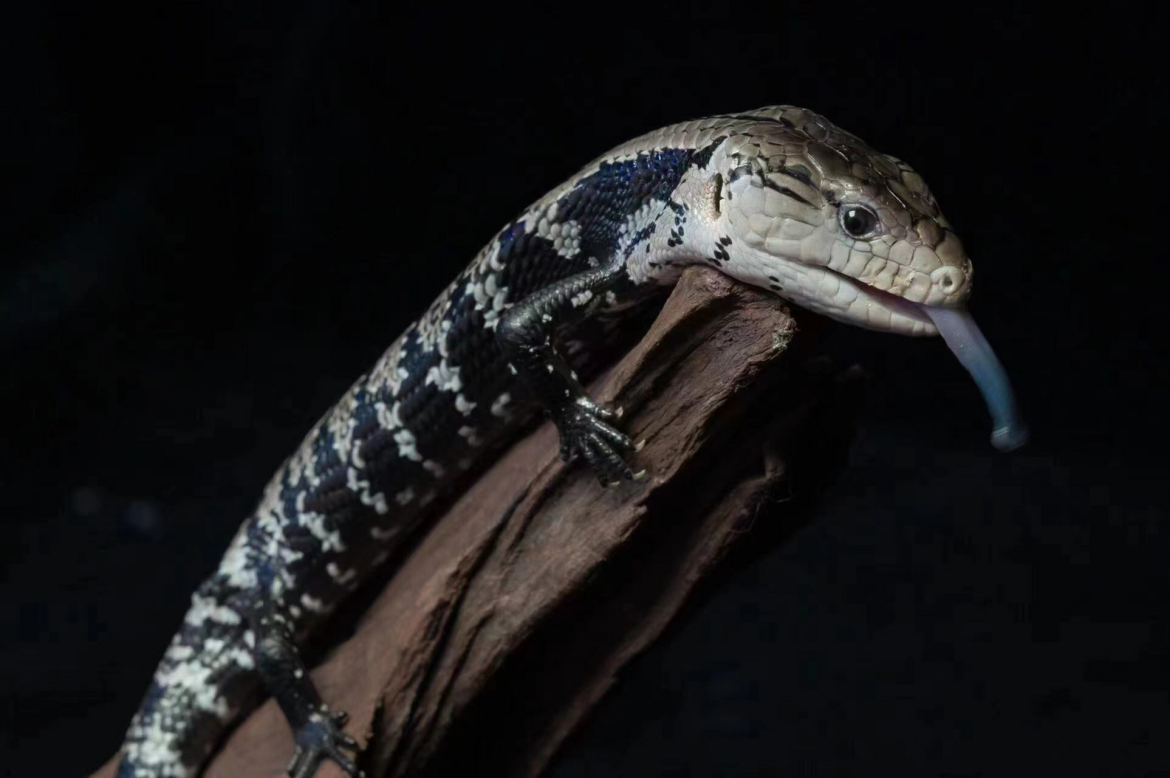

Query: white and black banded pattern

[116,106,1023,777]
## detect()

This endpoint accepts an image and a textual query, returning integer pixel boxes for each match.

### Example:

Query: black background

[3,4,1167,776]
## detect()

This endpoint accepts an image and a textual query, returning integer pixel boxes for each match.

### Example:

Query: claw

[555,394,646,487]
[288,707,361,778]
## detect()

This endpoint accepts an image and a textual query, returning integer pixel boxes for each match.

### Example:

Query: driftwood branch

[95,266,864,778]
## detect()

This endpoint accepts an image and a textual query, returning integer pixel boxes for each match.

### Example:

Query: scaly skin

[115,106,1012,778]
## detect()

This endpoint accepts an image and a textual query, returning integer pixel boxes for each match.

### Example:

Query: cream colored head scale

[694,106,1026,449]
[693,106,965,336]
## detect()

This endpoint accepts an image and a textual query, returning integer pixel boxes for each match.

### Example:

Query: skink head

[704,106,1025,450]
[711,105,971,336]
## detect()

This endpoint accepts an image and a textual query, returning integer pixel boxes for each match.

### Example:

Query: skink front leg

[497,255,643,486]
[252,599,361,778]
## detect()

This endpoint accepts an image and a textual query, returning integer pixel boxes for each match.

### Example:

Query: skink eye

[840,205,879,238]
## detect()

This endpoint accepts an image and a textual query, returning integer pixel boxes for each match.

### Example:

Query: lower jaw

[815,268,940,336]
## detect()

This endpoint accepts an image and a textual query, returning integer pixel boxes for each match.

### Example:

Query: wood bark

[95,266,864,778]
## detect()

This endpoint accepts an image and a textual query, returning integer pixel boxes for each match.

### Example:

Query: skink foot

[287,707,362,778]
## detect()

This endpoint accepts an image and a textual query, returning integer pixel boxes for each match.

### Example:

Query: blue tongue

[922,305,1029,451]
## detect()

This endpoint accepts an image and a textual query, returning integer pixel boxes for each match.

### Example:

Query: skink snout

[923,225,974,303]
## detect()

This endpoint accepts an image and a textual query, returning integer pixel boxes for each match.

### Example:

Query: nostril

[931,266,965,295]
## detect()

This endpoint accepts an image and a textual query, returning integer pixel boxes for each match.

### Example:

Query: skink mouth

[821,266,938,335]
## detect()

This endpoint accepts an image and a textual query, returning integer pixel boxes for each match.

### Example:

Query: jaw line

[728,246,944,335]
[816,265,941,335]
